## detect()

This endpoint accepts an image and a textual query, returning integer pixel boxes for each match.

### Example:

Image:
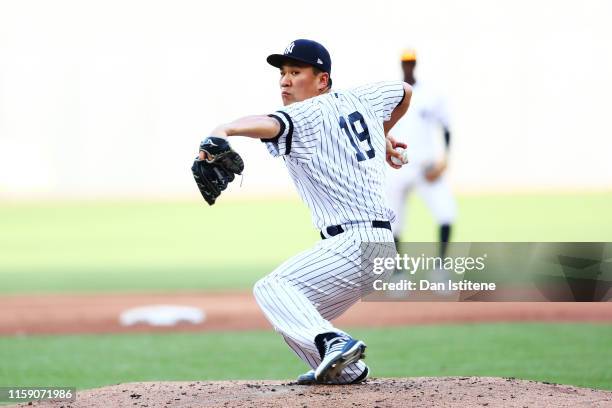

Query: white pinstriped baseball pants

[253,226,395,384]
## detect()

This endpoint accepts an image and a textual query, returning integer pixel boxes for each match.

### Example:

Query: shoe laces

[323,336,347,355]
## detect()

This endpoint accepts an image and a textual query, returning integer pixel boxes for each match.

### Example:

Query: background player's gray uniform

[386,81,457,235]
[253,81,404,383]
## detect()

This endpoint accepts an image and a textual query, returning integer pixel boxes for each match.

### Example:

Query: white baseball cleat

[314,333,367,383]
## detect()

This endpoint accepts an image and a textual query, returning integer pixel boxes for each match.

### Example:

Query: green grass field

[1,323,610,390]
[1,192,611,293]
[1,193,611,391]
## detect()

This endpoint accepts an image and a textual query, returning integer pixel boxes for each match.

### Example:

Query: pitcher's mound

[11,377,612,408]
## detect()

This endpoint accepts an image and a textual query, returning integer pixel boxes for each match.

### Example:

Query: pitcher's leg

[253,231,392,384]
[252,238,354,354]
[283,334,319,369]
[254,274,338,354]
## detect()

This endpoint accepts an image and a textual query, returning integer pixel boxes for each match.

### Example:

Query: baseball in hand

[390,147,409,166]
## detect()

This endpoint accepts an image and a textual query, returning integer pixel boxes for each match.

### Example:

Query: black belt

[320,220,392,239]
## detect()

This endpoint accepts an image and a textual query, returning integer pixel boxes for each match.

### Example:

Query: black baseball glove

[191,137,244,205]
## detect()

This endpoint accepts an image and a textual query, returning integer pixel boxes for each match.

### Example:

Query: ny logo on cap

[284,42,295,54]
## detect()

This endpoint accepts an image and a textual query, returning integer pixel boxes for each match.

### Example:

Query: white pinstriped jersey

[264,81,405,230]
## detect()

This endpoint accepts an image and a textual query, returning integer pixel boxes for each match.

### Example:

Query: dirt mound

[10,377,611,408]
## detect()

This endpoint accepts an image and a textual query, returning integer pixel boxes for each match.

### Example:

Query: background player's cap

[401,48,417,62]
[267,39,332,75]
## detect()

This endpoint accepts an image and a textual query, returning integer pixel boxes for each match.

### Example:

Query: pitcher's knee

[252,278,265,301]
[253,276,275,304]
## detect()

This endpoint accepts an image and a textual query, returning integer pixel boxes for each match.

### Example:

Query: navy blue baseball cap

[267,39,332,76]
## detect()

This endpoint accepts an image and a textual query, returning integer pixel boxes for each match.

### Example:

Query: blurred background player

[386,49,457,258]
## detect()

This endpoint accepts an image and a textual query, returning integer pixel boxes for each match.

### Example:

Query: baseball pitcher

[192,39,412,384]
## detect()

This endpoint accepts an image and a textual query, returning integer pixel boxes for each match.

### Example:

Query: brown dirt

[2,293,611,407]
[0,292,611,336]
[7,377,612,408]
